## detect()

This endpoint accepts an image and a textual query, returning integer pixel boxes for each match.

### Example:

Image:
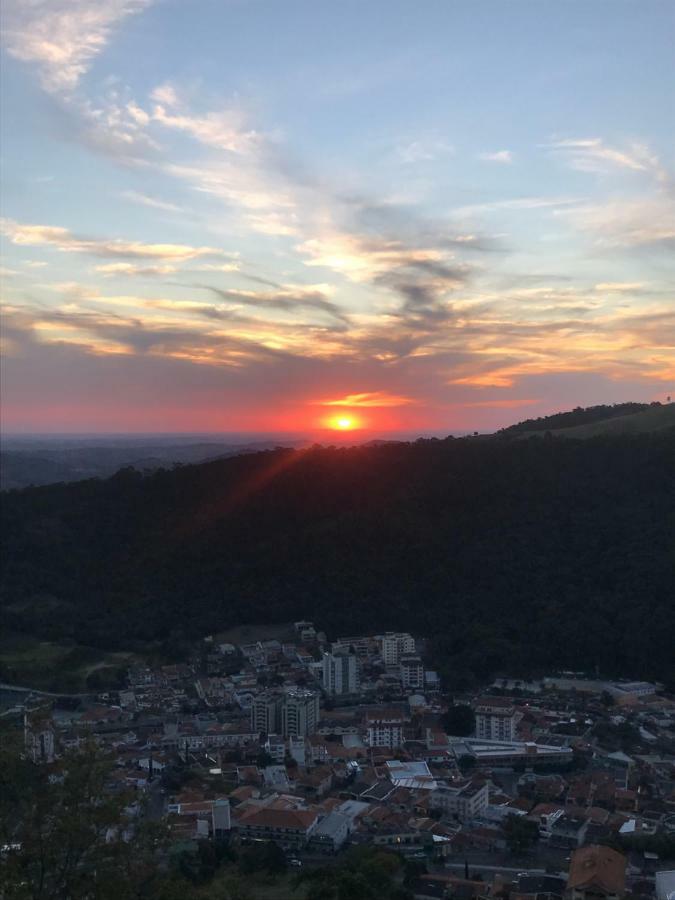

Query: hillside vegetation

[2,419,674,688]
[498,401,674,438]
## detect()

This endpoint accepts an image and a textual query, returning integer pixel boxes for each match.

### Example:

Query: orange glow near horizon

[329,414,359,430]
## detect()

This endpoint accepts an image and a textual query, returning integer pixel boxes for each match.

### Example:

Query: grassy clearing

[0,634,140,693]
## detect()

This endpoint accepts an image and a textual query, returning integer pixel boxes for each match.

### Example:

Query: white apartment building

[474,697,518,741]
[282,689,320,738]
[331,636,374,657]
[430,780,489,822]
[366,712,405,748]
[400,655,424,690]
[322,650,360,695]
[24,707,55,764]
[380,632,415,666]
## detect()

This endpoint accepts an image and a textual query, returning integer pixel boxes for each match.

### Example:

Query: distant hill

[499,401,674,439]
[2,422,674,688]
[0,440,307,490]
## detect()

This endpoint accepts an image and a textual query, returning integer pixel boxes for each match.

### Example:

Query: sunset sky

[1,0,673,435]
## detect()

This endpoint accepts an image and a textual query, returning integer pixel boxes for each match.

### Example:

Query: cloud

[298,234,465,283]
[479,150,513,164]
[396,139,454,164]
[121,190,182,213]
[150,83,264,155]
[546,137,668,183]
[95,263,180,277]
[561,197,675,249]
[199,284,350,325]
[315,391,415,407]
[453,196,582,216]
[1,0,152,94]
[594,282,647,293]
[1,218,228,261]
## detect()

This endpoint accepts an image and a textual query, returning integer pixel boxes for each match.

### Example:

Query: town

[4,620,675,900]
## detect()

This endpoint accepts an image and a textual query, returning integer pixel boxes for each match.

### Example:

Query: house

[511,874,565,900]
[430,779,489,822]
[308,811,351,853]
[549,814,588,849]
[236,806,320,849]
[567,845,626,900]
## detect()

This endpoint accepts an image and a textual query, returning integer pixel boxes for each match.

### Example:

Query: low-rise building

[236,806,319,849]
[430,780,489,822]
[567,845,626,900]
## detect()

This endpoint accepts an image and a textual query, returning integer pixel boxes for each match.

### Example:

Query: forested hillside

[497,401,668,436]
[2,429,674,688]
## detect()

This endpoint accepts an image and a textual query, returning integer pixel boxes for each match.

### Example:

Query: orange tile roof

[238,807,318,831]
[567,845,626,894]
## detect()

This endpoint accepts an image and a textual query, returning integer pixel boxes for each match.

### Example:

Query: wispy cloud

[1,0,152,94]
[546,137,668,183]
[150,83,264,154]
[315,391,415,407]
[479,150,513,164]
[1,219,228,261]
[395,139,454,164]
[121,190,182,214]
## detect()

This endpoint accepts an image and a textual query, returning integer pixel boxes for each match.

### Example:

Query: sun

[321,412,363,431]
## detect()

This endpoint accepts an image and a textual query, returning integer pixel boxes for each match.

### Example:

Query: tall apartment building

[400,655,424,690]
[24,706,55,764]
[366,710,405,748]
[282,689,320,738]
[380,632,415,666]
[251,692,284,736]
[474,697,518,742]
[322,650,360,695]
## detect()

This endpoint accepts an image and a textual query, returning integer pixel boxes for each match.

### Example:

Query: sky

[1,0,673,435]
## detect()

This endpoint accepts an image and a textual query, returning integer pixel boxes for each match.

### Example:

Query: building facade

[475,698,518,741]
[322,650,360,695]
[366,712,405,748]
[400,655,424,690]
[380,632,416,666]
[251,692,284,736]
[282,689,320,738]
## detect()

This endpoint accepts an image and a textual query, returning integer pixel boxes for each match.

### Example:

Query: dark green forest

[497,402,652,434]
[2,428,674,687]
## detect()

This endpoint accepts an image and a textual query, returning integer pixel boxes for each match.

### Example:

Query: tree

[255,750,274,768]
[238,841,286,876]
[0,733,167,900]
[457,754,476,774]
[503,814,539,855]
[442,705,476,737]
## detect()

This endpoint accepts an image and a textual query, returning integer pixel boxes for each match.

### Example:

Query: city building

[380,632,415,666]
[566,845,626,900]
[400,655,424,690]
[451,738,573,769]
[236,806,320,849]
[282,689,320,738]
[251,692,284,736]
[475,697,519,741]
[331,636,374,656]
[656,871,675,900]
[366,710,405,748]
[430,780,489,821]
[322,649,359,695]
[24,706,55,764]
